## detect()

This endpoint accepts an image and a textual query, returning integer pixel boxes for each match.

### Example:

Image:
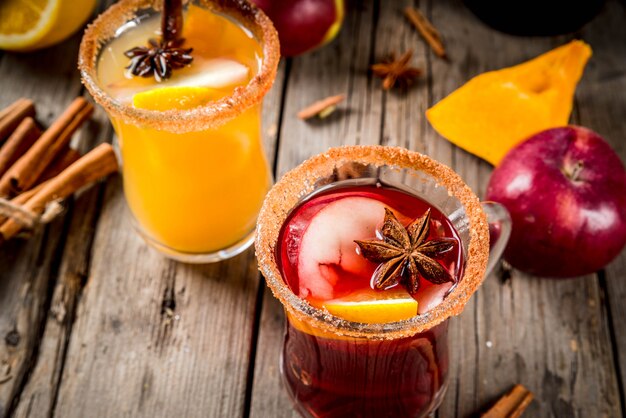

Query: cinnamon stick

[0,181,47,226]
[0,97,93,196]
[0,143,118,242]
[37,148,82,183]
[0,117,41,178]
[0,99,36,143]
[297,94,346,120]
[0,100,22,121]
[404,7,447,59]
[0,149,81,225]
[12,183,45,206]
[481,384,534,418]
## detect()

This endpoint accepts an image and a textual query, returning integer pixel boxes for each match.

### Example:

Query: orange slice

[286,288,418,340]
[0,0,96,51]
[323,287,419,324]
[426,40,592,165]
[323,296,418,324]
[132,86,219,111]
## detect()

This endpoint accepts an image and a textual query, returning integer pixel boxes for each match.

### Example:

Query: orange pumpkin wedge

[426,40,592,165]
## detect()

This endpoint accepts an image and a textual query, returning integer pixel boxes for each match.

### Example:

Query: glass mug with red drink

[255,146,511,417]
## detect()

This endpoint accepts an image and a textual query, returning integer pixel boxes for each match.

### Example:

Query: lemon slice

[323,292,418,324]
[132,86,219,111]
[0,0,96,51]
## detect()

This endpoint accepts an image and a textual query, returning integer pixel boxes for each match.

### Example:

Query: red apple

[251,0,344,56]
[297,196,385,300]
[486,126,626,277]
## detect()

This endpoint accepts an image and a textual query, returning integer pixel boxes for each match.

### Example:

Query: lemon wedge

[0,0,96,51]
[323,292,418,324]
[132,86,219,111]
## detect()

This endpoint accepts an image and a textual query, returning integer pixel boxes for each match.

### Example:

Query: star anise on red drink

[124,38,193,82]
[355,208,456,294]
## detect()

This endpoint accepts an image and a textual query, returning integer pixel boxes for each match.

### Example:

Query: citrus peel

[0,0,96,51]
[323,297,418,324]
[132,86,219,111]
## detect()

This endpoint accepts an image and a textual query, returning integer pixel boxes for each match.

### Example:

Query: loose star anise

[370,50,422,90]
[124,0,192,82]
[125,38,193,82]
[355,208,456,294]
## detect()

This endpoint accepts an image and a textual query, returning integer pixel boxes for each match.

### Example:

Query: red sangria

[256,146,504,418]
[277,184,461,417]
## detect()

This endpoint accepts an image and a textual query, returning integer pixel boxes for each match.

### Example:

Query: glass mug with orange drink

[256,146,511,417]
[79,0,279,262]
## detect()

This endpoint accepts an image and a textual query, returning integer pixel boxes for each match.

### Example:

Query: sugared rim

[78,0,280,133]
[255,146,490,340]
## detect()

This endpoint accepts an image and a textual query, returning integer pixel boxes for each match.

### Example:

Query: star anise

[355,208,456,294]
[124,0,192,82]
[125,38,193,82]
[370,50,422,90]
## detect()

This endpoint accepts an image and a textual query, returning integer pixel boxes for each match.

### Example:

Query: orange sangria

[79,0,279,261]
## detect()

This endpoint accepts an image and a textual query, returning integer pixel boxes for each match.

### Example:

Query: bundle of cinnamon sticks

[0,97,119,244]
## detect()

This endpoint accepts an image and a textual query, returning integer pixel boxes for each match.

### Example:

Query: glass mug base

[127,208,255,263]
[280,319,450,418]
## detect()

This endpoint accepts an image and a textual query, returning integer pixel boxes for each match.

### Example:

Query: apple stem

[566,160,585,182]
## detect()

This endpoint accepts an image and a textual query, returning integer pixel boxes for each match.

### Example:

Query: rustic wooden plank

[0,214,67,418]
[7,2,130,415]
[603,254,626,408]
[273,1,382,180]
[249,0,383,416]
[49,57,286,418]
[0,31,88,418]
[53,202,258,417]
[375,0,429,153]
[426,0,623,417]
[11,102,113,418]
[262,60,288,163]
[574,0,626,408]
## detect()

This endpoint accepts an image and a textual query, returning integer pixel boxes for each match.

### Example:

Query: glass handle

[481,201,512,277]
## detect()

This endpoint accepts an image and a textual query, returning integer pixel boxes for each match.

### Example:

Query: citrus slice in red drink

[279,184,464,326]
[323,288,418,323]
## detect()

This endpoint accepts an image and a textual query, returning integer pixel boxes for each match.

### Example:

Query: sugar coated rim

[78,0,280,133]
[255,145,490,340]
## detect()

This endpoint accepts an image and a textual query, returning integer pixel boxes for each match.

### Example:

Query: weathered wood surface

[575,0,626,408]
[0,28,91,417]
[429,1,624,417]
[250,1,625,418]
[0,0,623,417]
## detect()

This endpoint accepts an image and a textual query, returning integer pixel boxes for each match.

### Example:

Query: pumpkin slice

[426,40,591,165]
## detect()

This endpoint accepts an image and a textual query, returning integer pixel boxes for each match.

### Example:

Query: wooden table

[1,0,625,417]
